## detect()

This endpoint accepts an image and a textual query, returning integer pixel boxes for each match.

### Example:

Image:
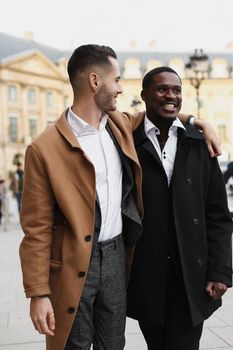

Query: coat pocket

[50,222,66,263]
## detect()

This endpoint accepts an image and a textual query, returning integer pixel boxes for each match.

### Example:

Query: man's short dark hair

[142,66,181,90]
[67,44,117,89]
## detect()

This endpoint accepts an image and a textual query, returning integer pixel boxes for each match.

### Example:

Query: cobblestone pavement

[0,196,232,349]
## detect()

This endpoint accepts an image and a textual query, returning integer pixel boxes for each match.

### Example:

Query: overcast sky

[1,0,233,52]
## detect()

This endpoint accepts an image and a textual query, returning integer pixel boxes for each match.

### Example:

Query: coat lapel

[55,109,82,149]
[106,116,141,168]
[172,126,203,181]
[133,121,163,167]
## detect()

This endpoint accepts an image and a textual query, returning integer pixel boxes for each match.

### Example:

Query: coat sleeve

[123,111,145,131]
[206,156,233,287]
[108,110,145,131]
[19,145,55,298]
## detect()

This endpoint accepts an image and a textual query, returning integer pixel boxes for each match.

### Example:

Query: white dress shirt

[67,108,122,241]
[144,116,186,185]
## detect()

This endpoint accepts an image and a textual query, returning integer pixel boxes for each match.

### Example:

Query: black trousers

[65,232,126,350]
[139,259,203,350]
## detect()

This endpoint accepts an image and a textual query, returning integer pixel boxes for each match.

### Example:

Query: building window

[9,116,18,142]
[123,58,142,79]
[211,59,228,78]
[28,88,36,104]
[29,118,38,138]
[46,91,54,107]
[169,58,185,78]
[8,85,17,102]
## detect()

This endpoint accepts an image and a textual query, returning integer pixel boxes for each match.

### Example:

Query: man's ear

[89,72,100,91]
[141,89,146,102]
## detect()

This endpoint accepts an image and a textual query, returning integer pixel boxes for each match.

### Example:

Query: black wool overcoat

[127,122,232,326]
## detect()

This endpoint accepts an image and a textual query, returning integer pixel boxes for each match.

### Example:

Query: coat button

[193,218,199,225]
[78,271,86,278]
[85,235,92,242]
[197,259,202,266]
[187,178,192,184]
[67,307,75,314]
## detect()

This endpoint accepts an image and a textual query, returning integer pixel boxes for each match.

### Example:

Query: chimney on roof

[24,31,34,41]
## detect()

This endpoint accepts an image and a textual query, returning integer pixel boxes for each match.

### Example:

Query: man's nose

[165,89,176,98]
[118,83,123,95]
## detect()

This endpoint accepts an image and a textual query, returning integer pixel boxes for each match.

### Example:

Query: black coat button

[187,178,192,184]
[85,235,92,242]
[67,307,75,314]
[197,259,203,266]
[193,218,199,225]
[78,271,86,278]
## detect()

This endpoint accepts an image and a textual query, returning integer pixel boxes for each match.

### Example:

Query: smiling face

[141,71,182,125]
[94,56,123,112]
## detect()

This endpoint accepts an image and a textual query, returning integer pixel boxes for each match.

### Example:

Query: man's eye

[157,87,166,93]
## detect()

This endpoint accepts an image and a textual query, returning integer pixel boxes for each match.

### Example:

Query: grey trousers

[65,232,126,350]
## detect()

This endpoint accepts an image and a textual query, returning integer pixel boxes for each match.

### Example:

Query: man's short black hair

[67,44,117,89]
[142,66,181,90]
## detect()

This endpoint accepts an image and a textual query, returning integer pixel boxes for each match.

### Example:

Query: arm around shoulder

[179,113,221,157]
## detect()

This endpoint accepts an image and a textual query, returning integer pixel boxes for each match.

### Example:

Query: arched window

[123,58,142,79]
[211,59,228,78]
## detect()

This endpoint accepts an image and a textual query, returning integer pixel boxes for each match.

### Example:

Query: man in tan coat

[19,45,144,350]
[19,45,220,350]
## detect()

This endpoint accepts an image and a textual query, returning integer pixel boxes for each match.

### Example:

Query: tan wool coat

[19,110,143,350]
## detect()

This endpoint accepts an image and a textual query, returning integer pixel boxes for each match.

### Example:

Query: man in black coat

[127,67,233,350]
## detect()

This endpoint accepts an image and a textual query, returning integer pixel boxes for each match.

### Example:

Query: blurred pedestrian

[0,178,6,225]
[11,162,24,212]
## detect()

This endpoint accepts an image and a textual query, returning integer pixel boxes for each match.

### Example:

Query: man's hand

[206,281,228,300]
[194,119,221,157]
[30,297,55,336]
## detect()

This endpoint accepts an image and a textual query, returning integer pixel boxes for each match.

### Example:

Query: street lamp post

[185,49,209,118]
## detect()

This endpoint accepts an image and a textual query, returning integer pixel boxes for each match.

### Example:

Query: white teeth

[163,104,175,111]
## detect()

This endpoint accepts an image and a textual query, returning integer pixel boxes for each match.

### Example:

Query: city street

[0,196,232,349]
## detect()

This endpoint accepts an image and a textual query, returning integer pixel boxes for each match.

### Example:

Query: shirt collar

[144,114,186,136]
[67,107,108,136]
